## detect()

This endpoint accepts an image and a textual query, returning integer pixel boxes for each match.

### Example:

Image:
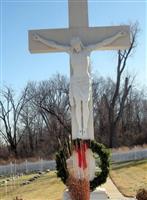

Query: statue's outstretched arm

[86,31,127,51]
[33,33,70,51]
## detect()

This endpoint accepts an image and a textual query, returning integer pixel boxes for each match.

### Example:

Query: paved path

[102,177,135,200]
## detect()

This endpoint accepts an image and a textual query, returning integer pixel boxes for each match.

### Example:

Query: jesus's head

[70,37,84,53]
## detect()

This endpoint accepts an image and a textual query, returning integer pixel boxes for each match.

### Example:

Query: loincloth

[70,76,92,101]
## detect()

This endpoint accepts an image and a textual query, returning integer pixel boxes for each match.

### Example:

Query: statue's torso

[69,50,90,78]
[69,49,91,101]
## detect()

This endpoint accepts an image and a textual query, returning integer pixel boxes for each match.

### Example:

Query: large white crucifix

[29,0,130,181]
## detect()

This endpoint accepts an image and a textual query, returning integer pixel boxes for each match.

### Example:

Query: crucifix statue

[33,31,127,139]
[28,0,130,194]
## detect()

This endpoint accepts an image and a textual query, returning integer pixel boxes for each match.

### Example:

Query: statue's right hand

[33,33,40,41]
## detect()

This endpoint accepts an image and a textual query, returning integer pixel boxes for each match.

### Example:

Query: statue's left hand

[118,31,127,37]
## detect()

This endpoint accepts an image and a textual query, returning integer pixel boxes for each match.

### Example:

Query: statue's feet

[79,130,82,136]
[83,129,88,138]
[79,130,86,137]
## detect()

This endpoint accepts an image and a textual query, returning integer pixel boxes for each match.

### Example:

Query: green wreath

[56,140,110,191]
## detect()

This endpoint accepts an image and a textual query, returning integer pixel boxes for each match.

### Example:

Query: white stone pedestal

[63,188,110,200]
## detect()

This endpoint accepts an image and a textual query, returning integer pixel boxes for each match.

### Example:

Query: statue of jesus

[33,31,126,139]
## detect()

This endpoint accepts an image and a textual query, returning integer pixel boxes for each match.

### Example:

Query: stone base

[63,188,109,200]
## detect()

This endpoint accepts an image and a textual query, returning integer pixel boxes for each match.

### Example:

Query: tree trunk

[109,123,117,148]
[9,143,18,157]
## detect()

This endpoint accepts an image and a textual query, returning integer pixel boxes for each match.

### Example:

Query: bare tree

[35,74,71,135]
[102,23,139,147]
[0,86,29,156]
[23,74,71,155]
[20,102,37,154]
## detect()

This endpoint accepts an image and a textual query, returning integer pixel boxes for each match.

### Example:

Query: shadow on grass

[112,159,147,170]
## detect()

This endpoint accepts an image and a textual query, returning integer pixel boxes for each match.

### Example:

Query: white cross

[28,0,130,181]
[29,0,130,53]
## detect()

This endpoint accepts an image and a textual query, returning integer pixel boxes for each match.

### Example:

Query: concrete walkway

[102,177,135,200]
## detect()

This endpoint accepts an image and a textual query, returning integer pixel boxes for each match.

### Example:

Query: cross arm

[86,31,128,52]
[33,33,70,52]
[29,26,130,53]
[29,28,72,53]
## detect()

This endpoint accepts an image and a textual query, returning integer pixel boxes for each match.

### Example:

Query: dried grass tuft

[13,197,23,200]
[67,175,90,200]
[136,189,147,200]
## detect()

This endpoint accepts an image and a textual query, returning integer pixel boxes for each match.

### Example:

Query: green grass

[110,159,147,197]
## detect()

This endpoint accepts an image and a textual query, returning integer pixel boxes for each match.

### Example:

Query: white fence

[0,159,56,175]
[111,148,147,163]
[0,149,147,175]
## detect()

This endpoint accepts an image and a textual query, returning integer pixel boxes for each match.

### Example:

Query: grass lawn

[0,172,65,200]
[0,159,146,199]
[110,159,147,197]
